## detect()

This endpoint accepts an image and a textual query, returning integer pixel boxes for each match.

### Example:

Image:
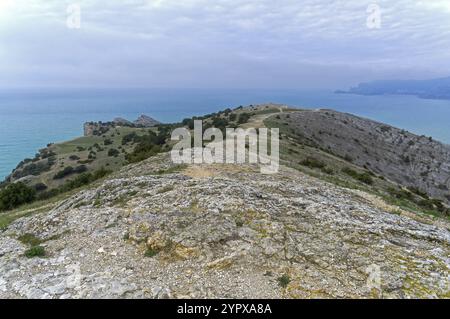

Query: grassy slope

[14,126,151,189]
[2,104,448,230]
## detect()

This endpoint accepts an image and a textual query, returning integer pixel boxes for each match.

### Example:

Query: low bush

[237,112,251,124]
[108,148,120,157]
[0,182,36,211]
[53,165,87,179]
[53,166,74,179]
[342,167,374,185]
[34,183,48,192]
[277,274,291,288]
[18,233,42,246]
[144,248,160,257]
[38,167,112,202]
[24,246,46,258]
[300,157,326,169]
[387,187,414,200]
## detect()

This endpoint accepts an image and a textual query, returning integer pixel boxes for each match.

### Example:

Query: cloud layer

[1,0,450,88]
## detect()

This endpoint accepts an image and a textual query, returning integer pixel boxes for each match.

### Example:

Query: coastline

[2,89,450,180]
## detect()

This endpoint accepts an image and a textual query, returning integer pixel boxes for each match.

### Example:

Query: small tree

[108,148,120,157]
[0,182,36,211]
[237,112,251,124]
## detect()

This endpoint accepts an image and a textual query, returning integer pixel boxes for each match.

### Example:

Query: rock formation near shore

[83,115,160,136]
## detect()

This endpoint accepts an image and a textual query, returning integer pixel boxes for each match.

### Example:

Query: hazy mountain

[337,77,450,100]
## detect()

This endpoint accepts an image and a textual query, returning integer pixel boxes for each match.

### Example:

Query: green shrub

[92,167,112,180]
[144,248,159,257]
[24,246,46,258]
[300,157,326,169]
[417,199,434,210]
[53,166,74,179]
[53,165,87,179]
[74,165,88,174]
[321,167,334,175]
[407,187,429,199]
[37,167,112,201]
[237,112,251,124]
[108,148,120,157]
[12,159,54,179]
[125,132,164,163]
[388,187,413,200]
[34,183,48,192]
[342,167,373,185]
[122,132,139,145]
[277,274,291,288]
[18,233,42,246]
[0,182,36,211]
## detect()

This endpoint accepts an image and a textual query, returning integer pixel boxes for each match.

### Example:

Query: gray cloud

[1,0,449,88]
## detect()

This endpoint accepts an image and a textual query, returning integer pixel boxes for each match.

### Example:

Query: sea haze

[1,88,450,180]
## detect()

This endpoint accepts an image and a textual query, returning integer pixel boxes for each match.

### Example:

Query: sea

[1,88,450,180]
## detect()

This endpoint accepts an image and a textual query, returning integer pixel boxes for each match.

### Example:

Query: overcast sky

[1,0,450,89]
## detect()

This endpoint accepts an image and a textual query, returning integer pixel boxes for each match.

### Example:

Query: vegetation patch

[18,233,42,246]
[155,164,188,175]
[144,247,160,258]
[342,167,374,185]
[277,274,291,288]
[53,165,87,179]
[12,159,55,179]
[24,246,46,258]
[237,112,251,124]
[0,182,36,212]
[300,157,326,169]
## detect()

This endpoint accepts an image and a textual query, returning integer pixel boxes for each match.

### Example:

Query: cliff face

[0,153,448,299]
[83,115,160,137]
[83,122,96,136]
[133,115,160,127]
[274,110,450,204]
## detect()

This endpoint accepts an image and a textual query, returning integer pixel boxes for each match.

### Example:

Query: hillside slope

[1,104,449,299]
[266,109,450,207]
[0,153,449,298]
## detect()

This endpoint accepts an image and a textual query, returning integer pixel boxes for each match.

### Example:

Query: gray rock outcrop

[0,153,448,299]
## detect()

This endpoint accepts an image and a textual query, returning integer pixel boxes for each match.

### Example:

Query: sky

[1,0,450,89]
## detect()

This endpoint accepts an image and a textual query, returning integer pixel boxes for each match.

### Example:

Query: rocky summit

[0,152,448,299]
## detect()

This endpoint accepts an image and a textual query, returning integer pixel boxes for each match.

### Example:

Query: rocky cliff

[83,115,160,137]
[0,152,448,298]
[133,115,160,127]
[272,109,450,204]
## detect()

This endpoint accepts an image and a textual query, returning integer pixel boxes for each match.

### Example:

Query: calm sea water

[1,88,450,180]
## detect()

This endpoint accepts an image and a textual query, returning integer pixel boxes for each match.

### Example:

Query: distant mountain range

[337,76,450,100]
